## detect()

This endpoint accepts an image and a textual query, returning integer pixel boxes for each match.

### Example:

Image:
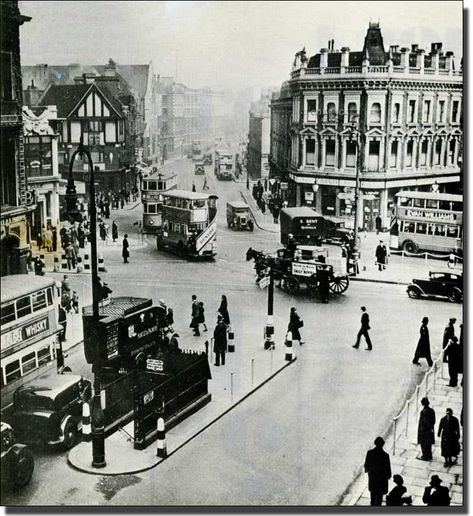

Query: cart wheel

[329,276,349,294]
[283,276,299,293]
[307,274,319,296]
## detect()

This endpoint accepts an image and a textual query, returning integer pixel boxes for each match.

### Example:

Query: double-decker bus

[1,275,63,409]
[141,172,178,234]
[390,191,463,254]
[156,190,218,259]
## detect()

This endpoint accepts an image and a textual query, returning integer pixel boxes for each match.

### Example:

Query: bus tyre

[448,288,462,303]
[403,240,419,254]
[62,417,78,450]
[177,241,185,258]
[11,447,34,488]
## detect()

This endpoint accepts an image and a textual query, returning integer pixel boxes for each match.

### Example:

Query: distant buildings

[270,23,463,229]
[1,0,31,276]
[247,89,276,180]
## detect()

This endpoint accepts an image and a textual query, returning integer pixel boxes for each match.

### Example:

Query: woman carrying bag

[288,307,304,345]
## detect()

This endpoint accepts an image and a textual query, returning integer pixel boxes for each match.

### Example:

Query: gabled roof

[38,83,124,119]
[95,64,149,97]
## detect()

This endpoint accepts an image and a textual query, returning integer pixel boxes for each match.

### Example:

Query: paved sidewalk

[239,188,279,234]
[342,360,464,507]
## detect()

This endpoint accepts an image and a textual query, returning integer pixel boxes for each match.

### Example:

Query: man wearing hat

[364,436,392,506]
[169,333,181,353]
[213,315,228,366]
[412,317,433,367]
[286,233,297,259]
[442,318,456,362]
[375,240,387,271]
[418,397,436,461]
[422,475,451,506]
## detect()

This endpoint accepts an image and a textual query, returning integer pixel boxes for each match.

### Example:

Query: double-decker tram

[390,191,463,255]
[141,172,178,234]
[1,275,63,409]
[156,190,218,259]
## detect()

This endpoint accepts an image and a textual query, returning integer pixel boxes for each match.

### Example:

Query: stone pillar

[315,186,322,212]
[379,138,385,172]
[340,47,350,73]
[356,192,364,230]
[432,51,440,73]
[379,188,389,228]
[400,48,409,70]
[412,139,419,170]
[453,137,459,166]
[417,49,425,72]
[445,51,454,76]
[341,138,347,169]
[334,136,340,171]
[440,137,447,168]
[321,137,326,167]
[320,48,328,73]
[302,137,307,167]
[364,138,370,171]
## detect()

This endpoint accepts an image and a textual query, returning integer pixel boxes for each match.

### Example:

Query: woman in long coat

[218,295,230,325]
[112,221,118,242]
[288,307,303,344]
[438,408,460,467]
[412,317,433,367]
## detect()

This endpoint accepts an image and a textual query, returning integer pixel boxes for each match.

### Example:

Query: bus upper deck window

[413,198,425,208]
[447,226,459,237]
[426,199,439,209]
[32,291,47,312]
[416,223,427,234]
[157,181,163,190]
[434,225,446,236]
[148,181,157,191]
[451,202,462,212]
[1,302,16,324]
[47,287,53,305]
[400,197,409,207]
[193,200,205,208]
[16,296,32,318]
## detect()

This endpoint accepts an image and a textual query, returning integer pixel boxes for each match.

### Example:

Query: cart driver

[286,233,298,259]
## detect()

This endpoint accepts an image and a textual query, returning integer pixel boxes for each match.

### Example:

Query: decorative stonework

[22,105,57,136]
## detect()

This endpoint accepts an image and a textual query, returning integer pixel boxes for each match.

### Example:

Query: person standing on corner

[375,240,387,271]
[364,436,391,506]
[417,397,436,461]
[438,408,460,467]
[412,317,433,367]
[375,214,382,235]
[353,306,372,350]
[444,336,461,387]
[288,307,304,345]
[213,315,227,366]
[112,220,118,243]
[218,294,230,326]
[122,234,129,263]
[191,294,200,336]
[442,318,456,362]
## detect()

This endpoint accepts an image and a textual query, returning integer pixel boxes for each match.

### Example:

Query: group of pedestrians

[189,294,231,367]
[36,225,57,253]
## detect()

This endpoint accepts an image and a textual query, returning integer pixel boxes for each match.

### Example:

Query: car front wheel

[62,418,78,450]
[11,447,34,488]
[407,287,420,299]
[448,289,462,303]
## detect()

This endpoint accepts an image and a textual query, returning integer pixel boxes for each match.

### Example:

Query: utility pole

[263,268,275,350]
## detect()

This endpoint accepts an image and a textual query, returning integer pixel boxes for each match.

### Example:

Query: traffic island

[68,356,296,476]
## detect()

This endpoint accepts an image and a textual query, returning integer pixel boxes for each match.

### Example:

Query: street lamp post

[69,135,106,468]
[263,267,275,350]
[348,117,363,275]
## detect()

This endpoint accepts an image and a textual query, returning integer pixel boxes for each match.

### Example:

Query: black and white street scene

[0,0,465,508]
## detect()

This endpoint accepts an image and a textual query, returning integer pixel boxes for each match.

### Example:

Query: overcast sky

[19,1,463,93]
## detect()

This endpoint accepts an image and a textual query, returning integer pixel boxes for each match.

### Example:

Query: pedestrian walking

[442,318,456,362]
[288,307,304,345]
[375,240,387,271]
[198,301,208,332]
[422,475,450,506]
[213,315,228,366]
[120,197,125,209]
[192,182,196,192]
[99,222,107,241]
[36,230,43,250]
[417,397,436,461]
[386,475,412,506]
[203,177,209,191]
[444,336,461,387]
[34,256,45,276]
[58,304,67,342]
[375,215,382,235]
[190,294,200,336]
[65,243,77,270]
[122,234,129,263]
[112,220,118,242]
[218,294,230,325]
[166,307,174,332]
[353,306,372,350]
[71,290,79,314]
[438,408,460,467]
[44,228,53,252]
[364,436,391,506]
[317,267,330,303]
[412,317,433,367]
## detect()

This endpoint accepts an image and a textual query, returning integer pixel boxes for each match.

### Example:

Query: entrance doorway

[0,234,26,276]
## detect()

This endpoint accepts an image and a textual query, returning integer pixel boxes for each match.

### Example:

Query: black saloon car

[1,422,34,488]
[407,271,463,303]
[4,374,91,450]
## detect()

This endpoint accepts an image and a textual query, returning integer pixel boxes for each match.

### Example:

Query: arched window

[347,102,357,122]
[370,102,381,123]
[327,102,336,122]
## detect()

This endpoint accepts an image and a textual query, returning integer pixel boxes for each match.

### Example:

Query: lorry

[226,201,253,231]
[280,207,351,246]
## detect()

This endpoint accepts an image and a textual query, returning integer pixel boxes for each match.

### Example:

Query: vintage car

[407,271,463,303]
[194,162,205,175]
[4,374,92,450]
[1,422,34,488]
[226,201,253,231]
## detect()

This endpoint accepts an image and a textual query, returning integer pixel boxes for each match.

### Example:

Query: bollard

[156,417,167,458]
[285,331,293,362]
[82,402,91,442]
[61,251,68,270]
[53,255,60,273]
[98,254,107,272]
[83,252,91,273]
[227,326,235,353]
[251,358,255,386]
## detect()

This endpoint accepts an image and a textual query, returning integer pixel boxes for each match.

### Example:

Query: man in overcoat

[444,336,462,387]
[442,318,456,362]
[122,234,129,263]
[353,306,372,350]
[412,317,433,367]
[364,436,392,506]
[418,397,436,460]
[213,315,228,366]
[375,240,387,271]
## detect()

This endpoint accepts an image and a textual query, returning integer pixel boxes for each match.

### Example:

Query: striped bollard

[98,253,107,272]
[82,402,91,442]
[61,251,68,270]
[53,255,60,272]
[83,252,91,273]
[227,326,235,353]
[156,417,167,458]
[285,331,293,362]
